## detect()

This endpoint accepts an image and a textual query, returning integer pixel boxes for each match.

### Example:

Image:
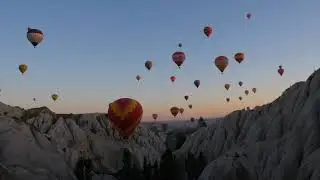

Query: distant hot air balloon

[179,108,184,114]
[234,52,244,63]
[108,98,143,138]
[51,94,59,102]
[226,97,230,102]
[145,61,152,71]
[136,75,141,81]
[278,65,284,76]
[246,13,252,20]
[245,90,249,95]
[170,76,176,83]
[194,80,200,88]
[203,26,213,38]
[152,113,158,120]
[172,51,186,68]
[238,81,243,87]
[252,88,257,93]
[188,104,192,109]
[170,107,180,117]
[214,56,228,73]
[190,117,195,122]
[178,43,182,48]
[184,95,189,101]
[225,84,230,90]
[33,98,36,102]
[27,27,44,48]
[239,96,243,101]
[18,64,28,75]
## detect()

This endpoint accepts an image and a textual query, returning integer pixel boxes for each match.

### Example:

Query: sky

[0,0,319,121]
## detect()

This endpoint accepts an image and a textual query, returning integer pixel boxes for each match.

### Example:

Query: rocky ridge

[175,69,320,180]
[0,104,166,179]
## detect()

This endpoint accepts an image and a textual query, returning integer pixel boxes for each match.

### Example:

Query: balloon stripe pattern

[108,98,143,137]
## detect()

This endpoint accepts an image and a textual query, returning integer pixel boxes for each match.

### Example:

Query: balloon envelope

[108,98,143,138]
[170,107,180,117]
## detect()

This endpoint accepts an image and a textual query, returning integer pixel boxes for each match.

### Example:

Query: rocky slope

[0,104,166,180]
[175,69,320,180]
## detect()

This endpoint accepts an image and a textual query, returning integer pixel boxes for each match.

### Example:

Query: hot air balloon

[246,13,252,20]
[234,52,244,63]
[245,90,249,95]
[136,75,141,81]
[108,98,143,138]
[179,108,184,114]
[170,76,176,83]
[145,61,152,71]
[190,117,195,122]
[226,97,230,102]
[225,84,230,90]
[252,88,257,93]
[194,80,200,88]
[152,114,158,120]
[178,43,182,48]
[27,27,44,48]
[238,81,243,87]
[172,51,186,68]
[51,94,59,102]
[239,96,243,101]
[184,95,189,101]
[33,98,36,102]
[203,26,213,38]
[214,56,228,73]
[188,104,192,109]
[278,65,284,76]
[18,64,28,75]
[170,107,180,117]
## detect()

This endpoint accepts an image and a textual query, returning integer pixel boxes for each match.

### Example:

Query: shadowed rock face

[0,103,166,179]
[174,69,320,180]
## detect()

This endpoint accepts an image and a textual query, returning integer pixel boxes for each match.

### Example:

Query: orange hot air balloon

[234,52,244,63]
[172,51,186,68]
[188,104,192,109]
[179,108,184,114]
[203,26,213,38]
[238,81,243,87]
[252,88,257,93]
[239,96,243,101]
[226,97,230,102]
[224,84,230,90]
[136,75,141,81]
[194,80,200,88]
[108,98,143,138]
[184,95,189,101]
[145,60,152,71]
[278,65,284,76]
[18,64,28,75]
[245,90,249,95]
[152,113,158,120]
[170,106,180,117]
[170,76,176,82]
[214,56,228,73]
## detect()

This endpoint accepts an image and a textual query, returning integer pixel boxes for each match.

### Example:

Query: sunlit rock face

[0,104,166,179]
[175,69,320,180]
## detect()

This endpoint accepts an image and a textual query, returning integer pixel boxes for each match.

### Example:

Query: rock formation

[0,104,166,179]
[175,69,320,180]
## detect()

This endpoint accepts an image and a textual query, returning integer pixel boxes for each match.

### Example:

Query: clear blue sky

[0,0,319,121]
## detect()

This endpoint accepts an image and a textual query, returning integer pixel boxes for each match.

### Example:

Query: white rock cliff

[0,104,166,179]
[175,69,320,180]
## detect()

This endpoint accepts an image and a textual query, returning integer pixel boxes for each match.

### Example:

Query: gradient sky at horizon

[0,0,319,121]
